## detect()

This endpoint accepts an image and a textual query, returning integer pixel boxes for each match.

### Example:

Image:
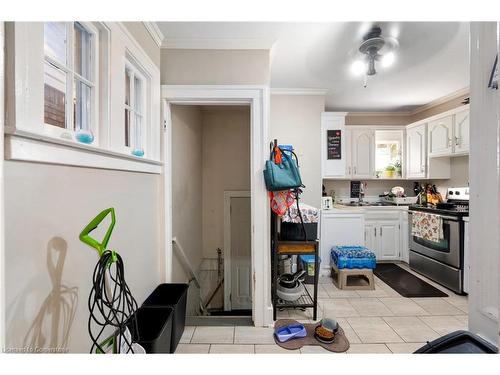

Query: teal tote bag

[263,148,303,191]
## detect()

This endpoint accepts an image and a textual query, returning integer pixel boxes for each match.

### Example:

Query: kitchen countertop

[323,203,409,213]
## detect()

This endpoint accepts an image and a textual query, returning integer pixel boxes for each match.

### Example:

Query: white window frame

[42,22,100,144]
[5,22,162,173]
[124,57,148,156]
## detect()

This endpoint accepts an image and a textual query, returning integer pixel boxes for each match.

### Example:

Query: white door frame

[223,190,251,311]
[0,21,6,347]
[161,85,271,327]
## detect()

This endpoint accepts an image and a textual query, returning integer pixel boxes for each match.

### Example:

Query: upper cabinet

[454,109,470,154]
[406,123,427,179]
[428,115,453,157]
[427,106,470,158]
[322,105,468,181]
[351,129,375,179]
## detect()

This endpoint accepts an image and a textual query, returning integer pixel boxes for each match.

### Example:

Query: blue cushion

[330,246,376,269]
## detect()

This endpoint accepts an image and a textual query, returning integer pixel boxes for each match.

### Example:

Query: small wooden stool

[331,262,375,290]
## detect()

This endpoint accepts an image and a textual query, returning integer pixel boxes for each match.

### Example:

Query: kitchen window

[43,22,99,144]
[124,58,147,157]
[375,130,403,178]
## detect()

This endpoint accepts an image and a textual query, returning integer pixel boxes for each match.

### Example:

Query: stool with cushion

[330,246,376,290]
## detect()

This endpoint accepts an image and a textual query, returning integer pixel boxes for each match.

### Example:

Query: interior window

[124,62,145,157]
[43,22,96,142]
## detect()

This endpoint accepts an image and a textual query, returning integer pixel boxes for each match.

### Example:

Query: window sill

[4,129,162,174]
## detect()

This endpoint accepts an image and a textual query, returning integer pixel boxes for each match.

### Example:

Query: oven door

[408,211,461,268]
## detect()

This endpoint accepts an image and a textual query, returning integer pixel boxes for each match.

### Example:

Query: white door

[428,116,453,156]
[406,124,427,178]
[364,221,378,258]
[454,110,470,154]
[378,220,400,260]
[229,197,252,310]
[351,129,374,178]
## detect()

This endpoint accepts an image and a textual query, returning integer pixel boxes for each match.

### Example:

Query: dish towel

[411,211,444,243]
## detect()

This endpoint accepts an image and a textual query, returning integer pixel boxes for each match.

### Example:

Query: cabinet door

[321,113,347,178]
[454,110,470,154]
[428,116,453,156]
[351,129,374,179]
[406,124,427,178]
[378,220,400,260]
[344,128,352,177]
[364,221,378,259]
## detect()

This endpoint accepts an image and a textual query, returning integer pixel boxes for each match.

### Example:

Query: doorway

[162,85,271,327]
[169,103,253,324]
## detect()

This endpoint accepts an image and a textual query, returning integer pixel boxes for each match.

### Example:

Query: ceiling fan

[350,25,399,86]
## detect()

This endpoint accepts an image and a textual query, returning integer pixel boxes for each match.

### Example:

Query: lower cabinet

[364,212,402,261]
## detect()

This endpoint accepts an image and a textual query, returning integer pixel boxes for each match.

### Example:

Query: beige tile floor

[176,265,468,354]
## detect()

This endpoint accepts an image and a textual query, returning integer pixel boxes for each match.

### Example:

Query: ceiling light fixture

[350,26,399,86]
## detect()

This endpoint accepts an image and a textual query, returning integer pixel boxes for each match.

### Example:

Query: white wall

[171,105,204,281]
[3,22,162,353]
[270,94,325,208]
[468,22,499,346]
[202,106,250,259]
[3,162,161,353]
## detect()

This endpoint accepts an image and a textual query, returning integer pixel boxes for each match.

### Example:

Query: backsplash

[323,156,469,202]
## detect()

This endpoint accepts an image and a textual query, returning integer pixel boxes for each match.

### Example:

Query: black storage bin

[414,330,498,354]
[142,283,188,353]
[281,222,318,241]
[127,306,173,353]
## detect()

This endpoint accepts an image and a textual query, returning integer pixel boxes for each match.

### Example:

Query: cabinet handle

[374,227,377,237]
[380,227,382,236]
[448,138,452,147]
[348,166,351,175]
[455,136,460,146]
[354,166,357,175]
[420,165,425,172]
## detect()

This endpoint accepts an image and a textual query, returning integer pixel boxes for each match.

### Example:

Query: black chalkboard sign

[327,129,342,160]
[350,181,361,199]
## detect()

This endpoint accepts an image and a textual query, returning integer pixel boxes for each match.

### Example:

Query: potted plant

[385,164,396,178]
[394,160,402,177]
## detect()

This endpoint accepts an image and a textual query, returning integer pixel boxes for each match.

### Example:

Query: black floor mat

[374,263,448,298]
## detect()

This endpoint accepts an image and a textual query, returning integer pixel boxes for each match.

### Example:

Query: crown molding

[410,86,470,116]
[347,111,412,117]
[143,22,164,47]
[161,37,276,50]
[271,88,329,96]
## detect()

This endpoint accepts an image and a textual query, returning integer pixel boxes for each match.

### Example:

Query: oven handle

[408,211,459,221]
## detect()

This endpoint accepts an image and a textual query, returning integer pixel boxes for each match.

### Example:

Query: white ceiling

[157,22,470,112]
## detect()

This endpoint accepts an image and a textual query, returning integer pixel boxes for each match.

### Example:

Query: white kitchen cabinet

[320,211,364,272]
[351,129,375,179]
[364,221,377,252]
[428,115,453,157]
[406,123,427,178]
[364,210,402,261]
[378,220,400,260]
[400,212,409,263]
[321,112,348,178]
[454,109,470,154]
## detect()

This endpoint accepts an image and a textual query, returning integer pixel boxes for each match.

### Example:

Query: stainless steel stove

[408,187,469,294]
